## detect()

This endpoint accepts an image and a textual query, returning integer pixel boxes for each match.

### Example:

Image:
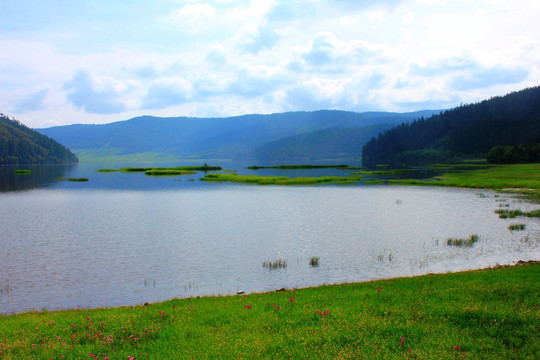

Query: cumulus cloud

[141,78,191,109]
[238,25,280,54]
[410,54,530,90]
[13,88,49,113]
[63,69,126,114]
[170,3,216,20]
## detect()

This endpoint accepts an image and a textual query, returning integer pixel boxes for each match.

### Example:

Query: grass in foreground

[0,264,537,359]
[201,173,361,185]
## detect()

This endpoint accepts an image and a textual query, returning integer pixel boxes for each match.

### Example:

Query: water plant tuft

[508,223,526,231]
[309,256,320,267]
[262,259,287,269]
[55,177,89,182]
[446,234,479,247]
[14,169,31,175]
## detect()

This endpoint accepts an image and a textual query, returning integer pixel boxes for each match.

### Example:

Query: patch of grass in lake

[446,234,479,247]
[495,209,540,219]
[119,165,222,174]
[385,163,540,203]
[351,169,407,176]
[55,177,89,182]
[201,173,361,185]
[508,223,526,231]
[262,259,287,269]
[0,264,538,359]
[144,169,196,176]
[309,256,320,267]
[14,169,31,175]
[247,164,353,170]
[96,169,118,172]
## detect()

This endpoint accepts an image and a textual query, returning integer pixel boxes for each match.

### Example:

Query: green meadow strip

[201,173,361,185]
[0,264,537,359]
[55,177,89,182]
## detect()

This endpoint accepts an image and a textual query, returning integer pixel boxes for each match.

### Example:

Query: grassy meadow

[0,264,538,359]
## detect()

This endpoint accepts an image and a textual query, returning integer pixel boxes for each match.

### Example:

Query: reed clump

[508,223,526,231]
[262,259,287,269]
[446,234,479,247]
[14,169,32,175]
[309,256,320,267]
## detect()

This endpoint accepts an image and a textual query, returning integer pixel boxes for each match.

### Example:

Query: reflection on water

[0,164,75,192]
[0,163,538,314]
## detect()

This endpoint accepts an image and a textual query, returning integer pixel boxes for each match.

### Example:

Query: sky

[1,0,539,129]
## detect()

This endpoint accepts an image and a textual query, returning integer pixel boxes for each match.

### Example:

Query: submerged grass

[495,209,540,219]
[201,173,361,185]
[508,223,526,231]
[446,234,479,247]
[14,169,31,175]
[247,164,354,170]
[55,177,89,182]
[385,163,540,203]
[262,259,287,269]
[0,264,538,359]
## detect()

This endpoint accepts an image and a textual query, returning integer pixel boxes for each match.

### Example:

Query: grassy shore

[379,163,540,203]
[0,264,538,359]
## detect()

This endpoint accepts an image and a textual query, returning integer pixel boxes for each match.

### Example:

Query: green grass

[143,169,196,176]
[201,173,361,185]
[0,264,537,359]
[55,177,89,182]
[14,169,31,175]
[247,164,353,170]
[386,163,540,203]
[262,259,287,269]
[309,256,320,267]
[446,234,479,247]
[508,223,526,231]
[495,209,540,219]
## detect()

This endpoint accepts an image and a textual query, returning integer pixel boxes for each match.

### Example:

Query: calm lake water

[1,162,539,314]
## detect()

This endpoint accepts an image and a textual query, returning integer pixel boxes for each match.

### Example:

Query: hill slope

[0,114,78,164]
[38,110,437,161]
[362,86,540,167]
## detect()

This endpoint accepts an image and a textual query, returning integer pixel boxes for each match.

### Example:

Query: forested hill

[362,86,540,167]
[0,114,78,164]
[38,110,437,161]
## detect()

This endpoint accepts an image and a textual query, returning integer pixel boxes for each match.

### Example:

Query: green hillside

[0,114,78,164]
[362,86,540,167]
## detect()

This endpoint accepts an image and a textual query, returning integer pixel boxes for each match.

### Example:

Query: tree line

[0,114,78,164]
[362,86,540,167]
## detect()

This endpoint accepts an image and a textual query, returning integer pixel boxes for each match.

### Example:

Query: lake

[1,162,539,314]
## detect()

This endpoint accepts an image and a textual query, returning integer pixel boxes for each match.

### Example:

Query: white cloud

[171,3,216,20]
[63,69,126,114]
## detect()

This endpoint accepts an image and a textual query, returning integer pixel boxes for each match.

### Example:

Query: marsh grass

[144,169,196,176]
[95,169,118,172]
[55,177,89,182]
[446,234,479,247]
[495,209,540,219]
[508,223,526,231]
[247,164,352,170]
[309,256,320,267]
[14,169,31,175]
[262,259,287,269]
[201,173,361,185]
[0,264,538,359]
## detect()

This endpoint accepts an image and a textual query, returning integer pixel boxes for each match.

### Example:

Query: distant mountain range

[37,110,437,161]
[0,114,78,164]
[362,86,540,167]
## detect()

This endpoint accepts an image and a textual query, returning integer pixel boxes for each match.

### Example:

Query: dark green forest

[0,114,78,164]
[362,86,540,167]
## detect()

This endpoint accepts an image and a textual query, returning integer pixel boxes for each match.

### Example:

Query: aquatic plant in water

[262,259,287,269]
[446,234,479,247]
[309,256,320,267]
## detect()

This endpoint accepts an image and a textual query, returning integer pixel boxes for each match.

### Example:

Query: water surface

[0,163,538,314]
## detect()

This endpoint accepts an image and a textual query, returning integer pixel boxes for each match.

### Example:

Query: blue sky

[1,0,539,128]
